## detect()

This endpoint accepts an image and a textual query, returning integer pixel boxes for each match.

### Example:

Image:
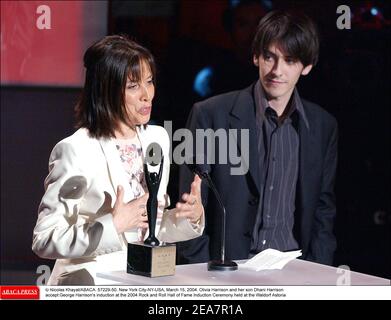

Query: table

[97,259,389,285]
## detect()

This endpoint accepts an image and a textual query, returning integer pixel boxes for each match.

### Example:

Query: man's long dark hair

[252,10,319,67]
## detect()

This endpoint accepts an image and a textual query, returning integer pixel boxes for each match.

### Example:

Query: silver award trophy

[127,143,176,277]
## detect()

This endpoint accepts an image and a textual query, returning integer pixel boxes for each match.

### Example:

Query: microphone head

[185,160,209,180]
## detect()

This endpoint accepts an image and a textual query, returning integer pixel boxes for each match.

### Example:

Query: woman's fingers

[175,174,204,221]
[181,193,195,203]
[175,202,198,220]
[115,185,124,206]
[176,202,194,212]
[138,222,149,229]
[140,213,148,222]
[175,211,193,219]
[135,192,149,204]
[126,193,149,212]
[190,175,202,198]
[112,190,152,233]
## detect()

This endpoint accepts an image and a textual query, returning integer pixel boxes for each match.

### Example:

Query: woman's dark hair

[252,10,319,67]
[75,35,156,138]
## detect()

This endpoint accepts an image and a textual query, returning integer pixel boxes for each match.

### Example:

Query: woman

[32,35,204,285]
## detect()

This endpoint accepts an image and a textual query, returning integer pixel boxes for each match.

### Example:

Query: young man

[178,10,338,266]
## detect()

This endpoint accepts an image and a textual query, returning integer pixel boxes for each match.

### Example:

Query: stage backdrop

[1,0,107,86]
[1,0,107,284]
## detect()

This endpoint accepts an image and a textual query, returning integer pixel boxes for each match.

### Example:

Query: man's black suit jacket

[178,83,338,265]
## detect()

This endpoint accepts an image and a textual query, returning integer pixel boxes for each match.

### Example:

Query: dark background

[1,0,390,284]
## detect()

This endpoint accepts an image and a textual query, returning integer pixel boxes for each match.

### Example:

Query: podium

[97,259,389,285]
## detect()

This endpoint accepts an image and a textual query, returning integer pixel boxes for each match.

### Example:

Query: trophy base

[207,260,238,271]
[127,242,176,277]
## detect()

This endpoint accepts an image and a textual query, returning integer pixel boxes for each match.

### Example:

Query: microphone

[186,163,238,271]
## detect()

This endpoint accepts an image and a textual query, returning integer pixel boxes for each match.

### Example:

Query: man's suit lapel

[298,108,317,198]
[228,86,261,194]
[297,106,317,249]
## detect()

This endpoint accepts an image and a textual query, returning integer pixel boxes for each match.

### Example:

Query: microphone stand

[196,171,238,271]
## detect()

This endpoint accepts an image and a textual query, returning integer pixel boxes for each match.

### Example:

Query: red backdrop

[1,1,106,86]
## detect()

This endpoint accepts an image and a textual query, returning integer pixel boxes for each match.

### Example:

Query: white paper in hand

[240,249,302,271]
